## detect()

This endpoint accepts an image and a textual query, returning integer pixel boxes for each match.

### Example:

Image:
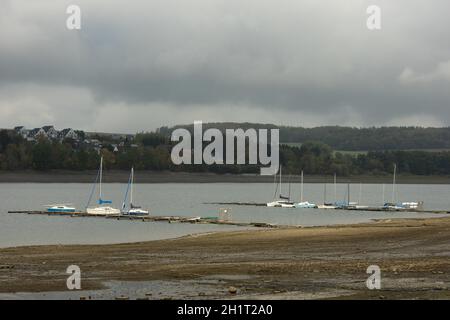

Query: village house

[13,126,83,143]
[13,126,29,139]
[27,127,47,140]
[59,128,79,141]
[42,126,59,139]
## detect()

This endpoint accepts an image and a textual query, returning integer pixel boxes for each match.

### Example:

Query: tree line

[160,123,450,151]
[2,129,450,176]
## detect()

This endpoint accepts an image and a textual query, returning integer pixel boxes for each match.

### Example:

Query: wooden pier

[345,207,450,214]
[6,210,282,228]
[205,202,450,214]
[204,202,267,206]
[6,203,449,230]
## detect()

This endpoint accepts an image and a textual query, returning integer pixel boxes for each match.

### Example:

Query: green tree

[32,140,53,170]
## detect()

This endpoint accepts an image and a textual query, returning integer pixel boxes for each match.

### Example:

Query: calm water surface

[0,183,448,248]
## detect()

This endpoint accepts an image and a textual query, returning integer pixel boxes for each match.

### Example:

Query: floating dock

[204,202,268,207]
[6,210,282,228]
[205,202,450,214]
[7,202,449,230]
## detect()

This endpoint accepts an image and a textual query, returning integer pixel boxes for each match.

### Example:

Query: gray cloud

[1,0,450,132]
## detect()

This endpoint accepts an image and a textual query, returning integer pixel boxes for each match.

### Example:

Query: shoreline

[1,170,450,184]
[1,215,449,299]
[0,214,445,250]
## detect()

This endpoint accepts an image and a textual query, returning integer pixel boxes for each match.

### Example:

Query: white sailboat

[383,164,424,210]
[317,174,337,209]
[86,156,121,215]
[267,166,295,208]
[122,167,149,216]
[294,170,317,208]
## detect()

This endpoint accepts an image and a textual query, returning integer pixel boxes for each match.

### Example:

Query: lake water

[0,182,448,248]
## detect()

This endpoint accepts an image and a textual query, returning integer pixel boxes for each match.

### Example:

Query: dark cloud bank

[0,0,449,132]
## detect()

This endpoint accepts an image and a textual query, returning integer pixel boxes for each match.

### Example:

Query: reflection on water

[0,183,448,247]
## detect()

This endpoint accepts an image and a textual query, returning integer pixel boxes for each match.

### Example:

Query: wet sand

[1,170,450,184]
[0,216,449,299]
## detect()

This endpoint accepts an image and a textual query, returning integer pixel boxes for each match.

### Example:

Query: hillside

[159,124,450,151]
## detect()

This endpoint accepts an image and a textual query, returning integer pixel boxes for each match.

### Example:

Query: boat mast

[358,182,362,204]
[130,167,134,207]
[334,173,337,203]
[122,170,132,211]
[288,175,291,201]
[347,183,350,205]
[300,170,304,202]
[392,163,397,203]
[279,165,282,198]
[99,156,103,201]
[272,172,278,200]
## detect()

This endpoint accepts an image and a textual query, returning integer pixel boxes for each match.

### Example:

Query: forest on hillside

[159,124,450,151]
[2,129,450,176]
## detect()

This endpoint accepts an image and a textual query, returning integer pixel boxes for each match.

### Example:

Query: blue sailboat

[45,204,76,213]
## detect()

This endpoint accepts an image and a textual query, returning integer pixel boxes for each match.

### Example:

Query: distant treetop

[161,124,450,151]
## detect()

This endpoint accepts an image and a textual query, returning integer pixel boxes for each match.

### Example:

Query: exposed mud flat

[1,216,450,299]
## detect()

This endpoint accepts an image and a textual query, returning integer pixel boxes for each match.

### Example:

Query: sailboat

[267,166,295,208]
[86,156,121,215]
[333,183,358,209]
[45,203,76,213]
[294,170,317,208]
[317,173,338,209]
[383,164,424,210]
[122,167,149,216]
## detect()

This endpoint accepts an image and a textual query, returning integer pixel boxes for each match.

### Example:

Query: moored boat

[86,156,120,215]
[267,199,295,208]
[383,164,424,211]
[45,204,76,213]
[267,166,294,207]
[294,201,317,209]
[86,206,120,215]
[317,204,337,209]
[383,201,424,210]
[293,170,317,208]
[121,167,149,216]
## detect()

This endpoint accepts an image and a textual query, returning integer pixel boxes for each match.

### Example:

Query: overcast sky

[0,0,449,133]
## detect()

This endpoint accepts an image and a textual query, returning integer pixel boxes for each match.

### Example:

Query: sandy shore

[0,216,449,299]
[1,170,450,184]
